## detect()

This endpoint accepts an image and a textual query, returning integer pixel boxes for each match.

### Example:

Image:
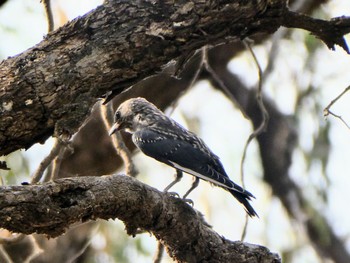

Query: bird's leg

[163,169,183,194]
[183,177,200,199]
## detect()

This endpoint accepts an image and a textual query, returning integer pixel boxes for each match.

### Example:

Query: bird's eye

[114,111,121,122]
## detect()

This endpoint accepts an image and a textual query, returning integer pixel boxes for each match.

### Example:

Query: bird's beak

[108,122,120,136]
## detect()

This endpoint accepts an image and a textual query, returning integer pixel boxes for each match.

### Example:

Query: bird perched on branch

[109,97,258,217]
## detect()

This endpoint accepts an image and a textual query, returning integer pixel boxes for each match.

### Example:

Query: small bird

[109,97,258,217]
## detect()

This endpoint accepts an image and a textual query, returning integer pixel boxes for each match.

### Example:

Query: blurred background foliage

[0,0,350,262]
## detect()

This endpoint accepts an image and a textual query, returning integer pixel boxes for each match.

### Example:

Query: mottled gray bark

[0,0,280,155]
[1,0,350,262]
[1,0,348,156]
[0,175,280,263]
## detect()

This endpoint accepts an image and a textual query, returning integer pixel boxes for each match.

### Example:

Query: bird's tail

[228,188,258,218]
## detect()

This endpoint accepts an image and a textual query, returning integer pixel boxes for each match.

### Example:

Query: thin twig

[241,40,269,184]
[167,48,206,116]
[200,44,263,239]
[49,141,73,181]
[31,139,63,183]
[24,235,43,263]
[324,109,350,130]
[324,85,350,130]
[171,45,246,116]
[153,241,165,263]
[181,48,205,94]
[201,46,248,118]
[42,162,53,182]
[42,0,54,32]
[101,102,138,177]
[238,40,269,241]
[50,149,65,180]
[0,233,25,244]
[0,246,12,263]
[67,225,99,263]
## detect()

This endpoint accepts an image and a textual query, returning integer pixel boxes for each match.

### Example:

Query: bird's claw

[182,198,194,206]
[165,191,180,198]
[163,192,194,206]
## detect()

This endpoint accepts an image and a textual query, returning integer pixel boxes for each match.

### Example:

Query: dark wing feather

[133,128,213,168]
[133,127,245,193]
[133,126,257,217]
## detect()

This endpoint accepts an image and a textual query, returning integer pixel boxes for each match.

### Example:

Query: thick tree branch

[1,1,349,157]
[0,175,280,263]
[0,0,281,156]
[1,1,347,261]
[282,10,350,53]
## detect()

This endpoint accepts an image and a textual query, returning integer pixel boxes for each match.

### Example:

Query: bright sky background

[1,1,350,262]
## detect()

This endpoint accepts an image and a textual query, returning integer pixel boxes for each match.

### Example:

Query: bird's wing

[133,127,246,194]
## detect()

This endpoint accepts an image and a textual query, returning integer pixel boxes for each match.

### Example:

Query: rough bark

[1,0,350,262]
[0,0,276,155]
[0,175,280,263]
[1,0,349,156]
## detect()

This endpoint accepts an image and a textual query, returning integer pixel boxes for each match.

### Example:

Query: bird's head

[108,97,164,135]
